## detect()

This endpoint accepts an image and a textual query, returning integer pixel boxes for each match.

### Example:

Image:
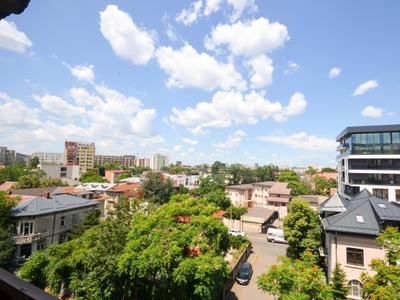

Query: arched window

[348,279,362,299]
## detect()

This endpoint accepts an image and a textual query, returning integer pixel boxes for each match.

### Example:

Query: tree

[79,169,108,183]
[225,205,248,220]
[322,167,336,172]
[288,181,313,196]
[30,156,40,168]
[226,163,242,185]
[19,251,49,289]
[0,164,26,181]
[255,165,276,182]
[257,251,333,300]
[330,263,349,300]
[11,175,69,189]
[118,198,231,300]
[116,172,132,182]
[0,191,18,270]
[283,197,322,259]
[102,161,122,170]
[361,226,400,299]
[305,167,317,175]
[276,170,301,183]
[141,171,174,205]
[211,161,226,176]
[314,176,337,196]
[68,209,101,239]
[198,175,226,196]
[202,189,231,210]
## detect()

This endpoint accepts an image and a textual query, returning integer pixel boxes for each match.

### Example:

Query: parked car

[236,262,253,285]
[228,228,246,236]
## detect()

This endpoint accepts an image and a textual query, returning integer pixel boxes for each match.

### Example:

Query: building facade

[31,152,64,165]
[94,155,136,168]
[10,193,99,258]
[149,153,169,170]
[38,164,80,180]
[64,141,95,171]
[336,124,400,202]
[0,147,28,166]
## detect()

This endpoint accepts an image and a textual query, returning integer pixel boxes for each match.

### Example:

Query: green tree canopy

[68,209,101,240]
[0,191,18,270]
[330,263,349,300]
[321,167,336,172]
[79,169,108,183]
[287,181,313,196]
[361,226,400,299]
[305,167,317,175]
[11,175,69,189]
[314,176,337,196]
[283,197,322,259]
[257,252,332,300]
[202,189,231,210]
[198,175,226,196]
[276,170,301,183]
[0,164,27,181]
[30,156,40,168]
[141,171,174,205]
[255,165,277,182]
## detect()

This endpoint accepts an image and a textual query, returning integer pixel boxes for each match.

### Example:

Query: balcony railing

[13,233,41,245]
[349,164,400,170]
[349,179,399,186]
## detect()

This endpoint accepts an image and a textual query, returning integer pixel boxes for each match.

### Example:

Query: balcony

[336,143,349,152]
[13,233,41,245]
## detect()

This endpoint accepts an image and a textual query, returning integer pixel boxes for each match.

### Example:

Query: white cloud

[246,54,274,88]
[204,0,223,16]
[99,5,156,65]
[0,20,32,52]
[69,87,103,106]
[33,94,86,117]
[173,145,182,151]
[170,90,306,128]
[69,64,95,83]
[257,132,336,151]
[155,44,245,90]
[329,67,341,78]
[0,92,42,129]
[226,0,258,22]
[188,125,209,136]
[204,17,289,57]
[361,106,384,118]
[352,80,379,96]
[212,130,246,148]
[182,137,198,145]
[175,0,203,26]
[284,61,300,75]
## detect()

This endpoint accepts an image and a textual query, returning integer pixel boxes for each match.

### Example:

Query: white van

[266,228,287,243]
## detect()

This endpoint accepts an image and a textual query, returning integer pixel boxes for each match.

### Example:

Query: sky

[1,1,399,168]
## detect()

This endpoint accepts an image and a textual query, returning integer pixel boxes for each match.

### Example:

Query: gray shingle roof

[320,193,349,213]
[322,189,400,236]
[11,194,99,217]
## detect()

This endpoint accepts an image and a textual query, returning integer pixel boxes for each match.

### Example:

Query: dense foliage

[11,174,69,189]
[0,191,17,270]
[283,197,322,259]
[141,171,174,205]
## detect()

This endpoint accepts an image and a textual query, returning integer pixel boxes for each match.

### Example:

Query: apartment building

[336,124,400,202]
[31,152,64,165]
[94,155,136,168]
[0,147,28,166]
[150,153,169,170]
[38,164,80,181]
[136,157,150,168]
[64,141,95,171]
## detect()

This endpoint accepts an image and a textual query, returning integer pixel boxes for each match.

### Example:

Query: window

[347,280,362,298]
[58,234,66,244]
[346,248,364,266]
[72,214,77,224]
[20,222,33,235]
[37,240,46,251]
[60,216,66,227]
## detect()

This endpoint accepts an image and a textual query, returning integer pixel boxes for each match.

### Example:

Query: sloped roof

[11,193,99,217]
[76,183,116,191]
[0,181,17,191]
[322,190,400,236]
[319,193,349,213]
[242,206,275,223]
[107,182,141,192]
[226,184,253,190]
[11,187,59,197]
[268,182,291,196]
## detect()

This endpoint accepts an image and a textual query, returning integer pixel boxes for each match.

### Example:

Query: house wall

[326,232,384,284]
[13,205,98,258]
[226,188,252,207]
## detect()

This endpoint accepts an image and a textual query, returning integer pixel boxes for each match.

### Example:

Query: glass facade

[350,131,400,155]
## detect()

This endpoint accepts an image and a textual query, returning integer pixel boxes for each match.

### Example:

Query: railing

[349,179,399,186]
[350,164,400,170]
[13,233,41,245]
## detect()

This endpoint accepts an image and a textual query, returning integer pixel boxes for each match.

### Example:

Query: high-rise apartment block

[31,152,64,165]
[94,155,136,168]
[64,141,95,171]
[0,146,28,166]
[149,153,169,170]
[336,124,400,202]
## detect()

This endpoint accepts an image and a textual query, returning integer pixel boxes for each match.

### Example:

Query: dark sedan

[236,262,253,285]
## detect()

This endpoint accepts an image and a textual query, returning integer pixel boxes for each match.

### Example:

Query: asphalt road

[226,231,288,300]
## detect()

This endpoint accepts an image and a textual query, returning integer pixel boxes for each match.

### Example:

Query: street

[226,231,288,300]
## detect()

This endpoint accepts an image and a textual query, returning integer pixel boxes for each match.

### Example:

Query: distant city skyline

[1,1,398,167]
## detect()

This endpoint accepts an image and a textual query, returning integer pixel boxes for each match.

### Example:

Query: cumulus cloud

[155,44,245,90]
[226,0,258,22]
[182,137,198,145]
[99,5,156,65]
[329,67,341,78]
[246,54,274,88]
[169,91,306,128]
[352,80,379,96]
[33,94,86,117]
[204,17,289,57]
[69,87,102,106]
[70,64,95,83]
[212,130,246,148]
[257,131,336,151]
[175,0,203,26]
[188,125,209,136]
[0,20,32,52]
[361,106,384,118]
[0,92,41,129]
[204,0,223,16]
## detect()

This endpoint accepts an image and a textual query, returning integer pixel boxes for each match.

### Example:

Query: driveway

[226,231,288,300]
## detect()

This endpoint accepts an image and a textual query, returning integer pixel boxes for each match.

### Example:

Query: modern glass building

[336,124,400,202]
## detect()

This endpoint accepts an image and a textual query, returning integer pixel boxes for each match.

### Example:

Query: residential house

[169,173,200,189]
[226,181,291,220]
[319,189,400,299]
[10,193,99,258]
[105,169,132,183]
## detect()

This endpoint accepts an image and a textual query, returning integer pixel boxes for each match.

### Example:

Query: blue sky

[1,1,399,168]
